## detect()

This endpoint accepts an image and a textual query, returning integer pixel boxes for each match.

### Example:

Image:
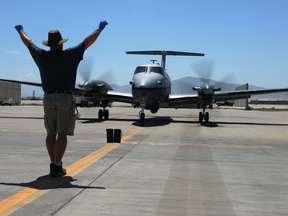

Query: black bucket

[114,129,122,143]
[106,129,114,143]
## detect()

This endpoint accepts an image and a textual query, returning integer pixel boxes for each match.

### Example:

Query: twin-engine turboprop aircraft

[2,50,288,126]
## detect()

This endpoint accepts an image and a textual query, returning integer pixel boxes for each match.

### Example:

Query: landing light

[129,81,135,87]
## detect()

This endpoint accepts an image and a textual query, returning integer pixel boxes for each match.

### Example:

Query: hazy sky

[1,0,287,95]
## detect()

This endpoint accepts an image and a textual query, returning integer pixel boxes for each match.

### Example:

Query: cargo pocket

[67,116,76,136]
[44,115,48,130]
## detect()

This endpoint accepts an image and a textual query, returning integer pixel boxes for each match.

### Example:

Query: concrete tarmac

[0,105,288,215]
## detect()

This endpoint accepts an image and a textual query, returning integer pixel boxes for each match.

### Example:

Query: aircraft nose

[133,78,148,88]
[83,80,93,91]
[133,73,162,88]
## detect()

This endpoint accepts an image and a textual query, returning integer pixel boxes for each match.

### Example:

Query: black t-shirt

[28,42,85,92]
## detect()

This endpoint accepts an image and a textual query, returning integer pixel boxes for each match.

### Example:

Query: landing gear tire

[98,109,103,120]
[140,113,145,126]
[104,109,109,120]
[199,112,203,123]
[205,112,209,123]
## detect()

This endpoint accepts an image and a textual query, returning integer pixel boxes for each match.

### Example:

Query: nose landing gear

[199,111,209,123]
[139,96,147,126]
[98,108,109,120]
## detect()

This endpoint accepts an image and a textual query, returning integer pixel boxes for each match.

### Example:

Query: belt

[45,90,73,95]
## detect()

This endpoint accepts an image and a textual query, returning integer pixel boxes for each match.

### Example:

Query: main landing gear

[98,108,109,120]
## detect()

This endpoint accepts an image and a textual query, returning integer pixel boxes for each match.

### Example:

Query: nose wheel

[140,112,145,126]
[199,112,209,123]
[138,96,147,126]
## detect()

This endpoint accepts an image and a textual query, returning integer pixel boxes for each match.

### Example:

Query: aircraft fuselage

[130,63,171,113]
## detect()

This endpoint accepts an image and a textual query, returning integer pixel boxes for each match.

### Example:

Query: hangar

[0,81,21,105]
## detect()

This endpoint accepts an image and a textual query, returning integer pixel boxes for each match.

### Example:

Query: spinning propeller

[177,59,237,123]
[76,58,116,120]
[77,58,116,92]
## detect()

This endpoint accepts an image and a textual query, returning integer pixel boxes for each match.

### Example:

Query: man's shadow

[0,175,106,190]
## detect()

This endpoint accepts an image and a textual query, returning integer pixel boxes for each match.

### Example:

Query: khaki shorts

[43,94,76,136]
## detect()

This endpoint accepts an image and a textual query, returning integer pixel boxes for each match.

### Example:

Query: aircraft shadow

[79,117,137,124]
[0,116,43,120]
[214,121,288,127]
[1,116,285,128]
[134,116,173,127]
[0,175,105,190]
[79,116,173,127]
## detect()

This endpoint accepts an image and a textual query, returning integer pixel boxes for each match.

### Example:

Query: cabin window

[134,66,148,74]
[150,67,163,75]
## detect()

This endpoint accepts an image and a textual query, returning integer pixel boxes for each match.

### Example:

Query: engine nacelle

[213,87,221,91]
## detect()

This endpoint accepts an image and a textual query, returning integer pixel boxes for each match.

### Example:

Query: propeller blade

[213,72,238,92]
[78,57,93,82]
[191,59,214,84]
[97,69,117,91]
[76,57,117,92]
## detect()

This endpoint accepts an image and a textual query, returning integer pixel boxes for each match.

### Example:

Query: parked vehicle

[216,101,234,107]
[1,98,15,106]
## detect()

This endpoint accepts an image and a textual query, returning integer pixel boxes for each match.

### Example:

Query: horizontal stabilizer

[126,50,204,56]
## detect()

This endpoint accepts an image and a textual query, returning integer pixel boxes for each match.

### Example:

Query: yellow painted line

[75,128,143,144]
[123,141,275,149]
[0,143,120,215]
[159,111,171,117]
[0,111,171,215]
[76,140,274,149]
[120,128,143,142]
[144,111,171,126]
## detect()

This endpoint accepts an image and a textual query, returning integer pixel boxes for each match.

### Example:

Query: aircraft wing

[214,88,288,101]
[0,78,86,95]
[106,91,138,104]
[165,94,199,107]
[0,78,42,88]
[164,87,288,107]
[0,79,137,104]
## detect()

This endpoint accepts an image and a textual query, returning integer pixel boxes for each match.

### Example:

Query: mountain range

[21,76,288,100]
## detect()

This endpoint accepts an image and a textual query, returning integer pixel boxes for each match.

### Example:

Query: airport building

[0,81,21,105]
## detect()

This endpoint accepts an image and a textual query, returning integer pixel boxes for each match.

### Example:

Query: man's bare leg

[46,133,57,162]
[47,133,67,176]
[55,134,67,163]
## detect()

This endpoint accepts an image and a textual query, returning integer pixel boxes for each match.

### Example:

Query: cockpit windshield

[150,67,164,75]
[134,66,148,74]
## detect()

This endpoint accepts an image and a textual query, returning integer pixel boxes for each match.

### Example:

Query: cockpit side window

[150,67,163,75]
[165,72,170,79]
[134,66,148,74]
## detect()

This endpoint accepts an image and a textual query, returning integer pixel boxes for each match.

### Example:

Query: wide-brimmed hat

[42,30,68,46]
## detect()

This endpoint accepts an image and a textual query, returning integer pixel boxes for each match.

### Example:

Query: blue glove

[15,25,24,33]
[98,20,108,32]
